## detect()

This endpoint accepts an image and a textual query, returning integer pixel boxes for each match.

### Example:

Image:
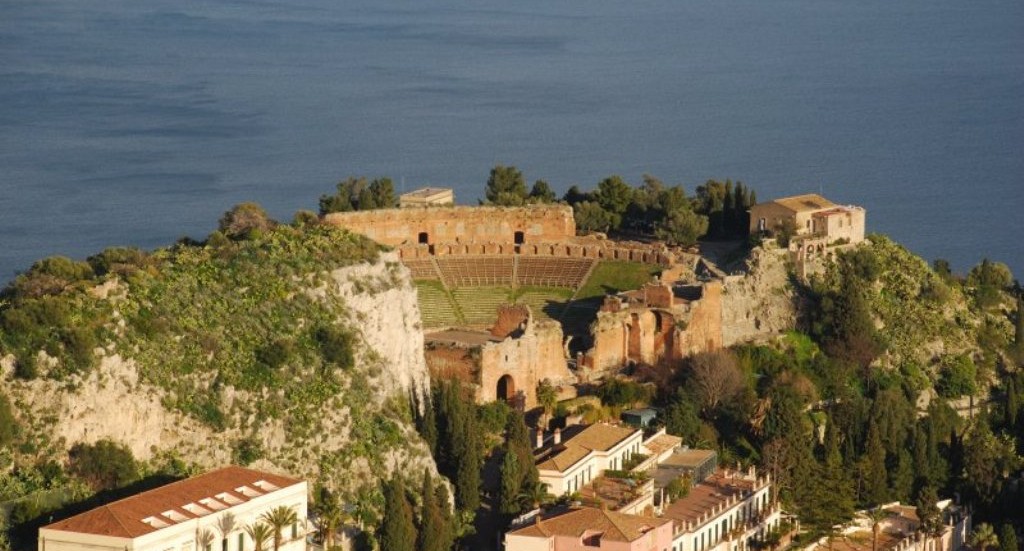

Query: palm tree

[216,513,236,551]
[865,507,887,551]
[244,523,274,551]
[196,528,216,551]
[517,481,552,511]
[260,506,299,551]
[970,523,999,551]
[317,502,343,550]
[536,379,558,429]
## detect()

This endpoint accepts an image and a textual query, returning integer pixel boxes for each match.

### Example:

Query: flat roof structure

[399,187,454,207]
[768,193,837,213]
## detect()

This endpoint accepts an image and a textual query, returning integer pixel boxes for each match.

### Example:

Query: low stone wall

[396,240,674,265]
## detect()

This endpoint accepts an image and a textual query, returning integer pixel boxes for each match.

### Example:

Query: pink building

[505,507,674,551]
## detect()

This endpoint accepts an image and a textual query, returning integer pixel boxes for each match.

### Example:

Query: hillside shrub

[67,439,138,491]
[936,355,978,398]
[0,391,17,446]
[315,325,355,371]
[232,437,264,465]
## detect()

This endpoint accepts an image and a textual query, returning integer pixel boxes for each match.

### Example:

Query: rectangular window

[238,533,244,551]
[221,538,227,551]
[291,522,297,540]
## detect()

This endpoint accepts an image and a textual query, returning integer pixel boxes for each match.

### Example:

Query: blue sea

[2,0,1022,281]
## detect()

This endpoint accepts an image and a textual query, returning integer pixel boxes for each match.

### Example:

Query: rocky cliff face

[721,246,798,345]
[327,253,431,407]
[1,247,436,508]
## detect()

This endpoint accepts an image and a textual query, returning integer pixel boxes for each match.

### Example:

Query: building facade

[39,467,307,551]
[748,193,866,245]
[662,468,781,551]
[535,423,646,497]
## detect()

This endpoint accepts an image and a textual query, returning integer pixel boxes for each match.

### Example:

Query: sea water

[1,0,1022,279]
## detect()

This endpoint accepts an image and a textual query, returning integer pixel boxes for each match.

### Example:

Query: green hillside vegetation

[0,207,434,547]
[630,238,1024,540]
[807,235,1014,387]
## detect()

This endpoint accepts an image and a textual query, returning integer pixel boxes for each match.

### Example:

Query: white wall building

[662,468,781,551]
[39,467,307,551]
[535,423,646,496]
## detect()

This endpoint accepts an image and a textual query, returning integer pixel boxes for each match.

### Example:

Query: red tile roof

[509,506,671,542]
[43,466,302,539]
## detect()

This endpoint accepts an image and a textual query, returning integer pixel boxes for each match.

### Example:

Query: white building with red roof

[38,466,307,551]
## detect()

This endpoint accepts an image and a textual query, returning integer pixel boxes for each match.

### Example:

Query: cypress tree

[505,411,539,495]
[380,479,416,551]
[498,450,522,516]
[1000,524,1019,551]
[1014,291,1024,365]
[416,391,438,458]
[860,424,889,506]
[1006,377,1019,429]
[432,381,481,513]
[819,419,855,527]
[433,481,456,551]
[732,183,748,236]
[889,448,914,502]
[417,472,452,551]
[722,181,735,235]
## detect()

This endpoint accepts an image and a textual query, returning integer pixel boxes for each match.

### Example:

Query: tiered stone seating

[452,287,513,327]
[516,257,596,288]
[514,288,573,321]
[435,256,514,287]
[403,258,440,280]
[415,281,461,328]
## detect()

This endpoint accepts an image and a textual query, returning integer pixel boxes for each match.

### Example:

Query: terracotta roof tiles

[535,424,639,473]
[508,507,670,542]
[43,466,302,539]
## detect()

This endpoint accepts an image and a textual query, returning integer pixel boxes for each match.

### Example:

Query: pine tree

[860,424,889,506]
[379,479,416,551]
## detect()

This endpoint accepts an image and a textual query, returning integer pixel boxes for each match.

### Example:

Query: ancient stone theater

[322,197,724,408]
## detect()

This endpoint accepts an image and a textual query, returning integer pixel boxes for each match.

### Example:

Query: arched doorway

[497,374,515,402]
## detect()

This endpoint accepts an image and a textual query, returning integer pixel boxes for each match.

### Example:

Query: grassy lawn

[576,261,661,299]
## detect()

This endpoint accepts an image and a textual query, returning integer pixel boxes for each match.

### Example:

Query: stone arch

[497,374,516,402]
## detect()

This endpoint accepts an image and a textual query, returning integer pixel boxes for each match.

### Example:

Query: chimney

[553,428,562,445]
[535,429,544,449]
